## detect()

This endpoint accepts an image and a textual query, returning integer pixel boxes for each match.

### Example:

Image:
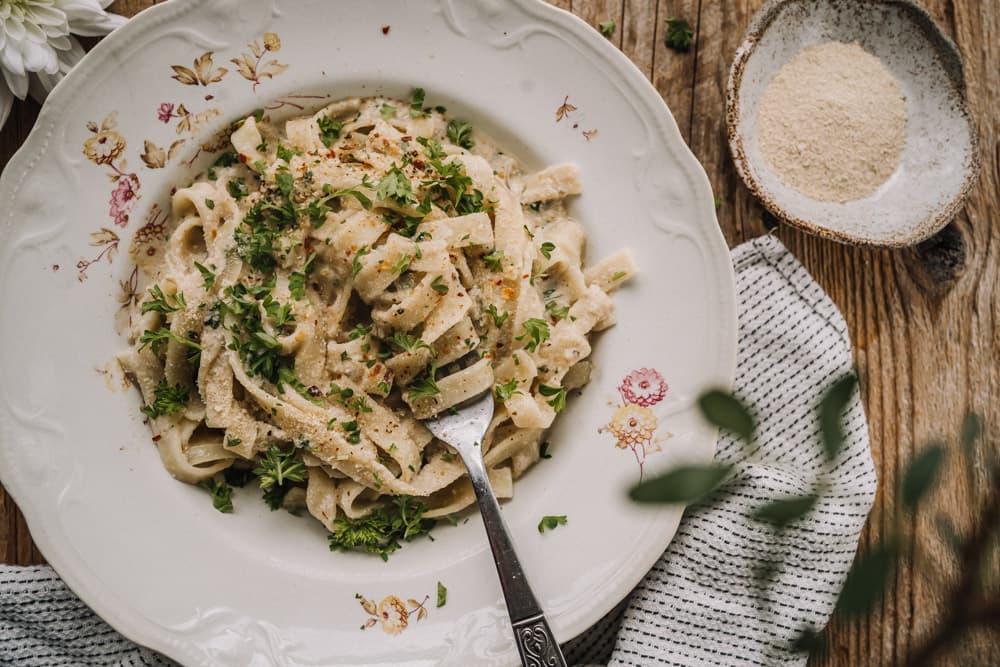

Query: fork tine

[424,390,495,450]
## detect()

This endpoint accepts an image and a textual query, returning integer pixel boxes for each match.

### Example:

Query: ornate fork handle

[464,454,567,667]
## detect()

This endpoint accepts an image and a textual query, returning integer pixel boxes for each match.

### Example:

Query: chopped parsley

[253,444,307,510]
[430,275,449,295]
[482,248,504,272]
[436,581,447,607]
[308,182,373,225]
[599,19,616,37]
[410,88,427,118]
[417,136,446,160]
[288,251,316,300]
[193,262,215,290]
[317,114,343,147]
[446,119,474,149]
[203,477,234,513]
[537,515,567,533]
[538,384,567,412]
[611,270,627,281]
[517,318,550,352]
[495,378,522,402]
[141,285,185,315]
[484,304,509,327]
[227,177,249,200]
[390,253,412,275]
[351,245,370,277]
[138,328,203,357]
[328,496,435,560]
[140,379,189,419]
[380,104,397,121]
[376,164,417,206]
[408,364,441,400]
[204,198,215,210]
[664,17,694,52]
[276,144,299,162]
[387,331,431,354]
[341,419,362,444]
[348,323,373,340]
[539,241,556,260]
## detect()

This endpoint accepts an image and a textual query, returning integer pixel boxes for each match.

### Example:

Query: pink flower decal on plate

[618,368,667,407]
[109,173,140,227]
[157,102,176,123]
[601,367,670,479]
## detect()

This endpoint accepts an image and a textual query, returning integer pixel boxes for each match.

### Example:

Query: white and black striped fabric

[565,234,878,666]
[0,235,876,666]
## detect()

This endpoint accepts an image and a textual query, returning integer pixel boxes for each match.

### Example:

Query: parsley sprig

[140,379,189,419]
[517,318,550,352]
[328,496,435,561]
[253,445,307,510]
[141,285,185,315]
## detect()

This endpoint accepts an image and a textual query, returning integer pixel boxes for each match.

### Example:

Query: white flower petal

[19,38,58,74]
[56,0,125,36]
[4,17,26,41]
[47,34,72,51]
[26,5,69,29]
[0,52,29,99]
[0,83,13,132]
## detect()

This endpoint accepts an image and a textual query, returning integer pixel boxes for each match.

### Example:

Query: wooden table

[1,1,996,664]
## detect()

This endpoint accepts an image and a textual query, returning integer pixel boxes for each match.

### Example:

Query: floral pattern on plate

[600,368,670,479]
[356,593,430,634]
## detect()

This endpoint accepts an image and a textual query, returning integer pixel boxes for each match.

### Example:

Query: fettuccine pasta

[119,93,636,544]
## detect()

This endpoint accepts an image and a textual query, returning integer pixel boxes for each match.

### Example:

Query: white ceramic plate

[0,1,735,664]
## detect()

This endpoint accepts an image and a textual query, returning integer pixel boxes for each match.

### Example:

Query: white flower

[0,0,125,130]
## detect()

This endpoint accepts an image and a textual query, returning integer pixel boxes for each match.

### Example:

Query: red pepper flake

[401,136,413,142]
[382,25,391,34]
[52,264,59,271]
[413,159,425,169]
[152,434,162,442]
[238,153,248,163]
[205,94,214,101]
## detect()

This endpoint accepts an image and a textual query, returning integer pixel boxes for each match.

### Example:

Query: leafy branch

[628,376,999,664]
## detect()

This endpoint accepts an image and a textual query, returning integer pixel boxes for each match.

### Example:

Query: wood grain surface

[1,1,997,664]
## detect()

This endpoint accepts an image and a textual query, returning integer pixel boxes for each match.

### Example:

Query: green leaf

[819,374,857,460]
[628,464,733,505]
[752,494,817,527]
[961,412,981,464]
[537,515,567,533]
[836,542,897,617]
[664,17,694,52]
[598,19,616,37]
[901,444,945,512]
[697,390,754,441]
[436,580,447,607]
[790,626,826,656]
[446,119,474,149]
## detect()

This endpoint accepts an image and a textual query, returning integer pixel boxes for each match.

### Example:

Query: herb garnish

[141,285,186,314]
[430,275,449,295]
[194,262,216,289]
[517,318,550,352]
[537,515,567,533]
[387,331,431,354]
[446,119,474,150]
[664,17,694,52]
[227,177,248,200]
[482,248,504,272]
[599,19,616,37]
[539,241,556,260]
[203,477,234,513]
[139,328,203,357]
[327,496,435,561]
[408,364,441,400]
[436,581,447,607]
[317,114,343,147]
[538,384,567,412]
[140,379,189,418]
[484,304,509,327]
[410,88,427,118]
[495,378,522,402]
[376,164,417,206]
[253,444,307,510]
[380,104,397,121]
[351,245,370,277]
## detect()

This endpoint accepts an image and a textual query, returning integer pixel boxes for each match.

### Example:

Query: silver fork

[425,391,567,667]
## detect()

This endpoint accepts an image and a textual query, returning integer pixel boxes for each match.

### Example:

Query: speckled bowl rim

[725,0,980,248]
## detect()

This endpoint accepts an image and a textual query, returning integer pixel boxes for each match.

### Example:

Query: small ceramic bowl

[726,0,979,247]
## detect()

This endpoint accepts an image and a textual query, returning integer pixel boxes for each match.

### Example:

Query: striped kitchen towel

[564,234,878,666]
[0,235,877,666]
